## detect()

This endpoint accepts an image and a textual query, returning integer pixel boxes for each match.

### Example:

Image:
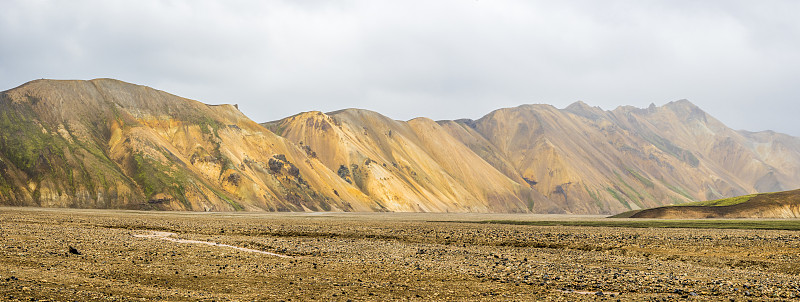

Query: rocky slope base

[1,78,799,213]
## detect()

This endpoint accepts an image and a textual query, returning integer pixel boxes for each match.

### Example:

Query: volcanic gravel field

[1,208,799,301]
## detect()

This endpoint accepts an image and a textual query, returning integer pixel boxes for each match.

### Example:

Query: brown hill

[622,189,800,218]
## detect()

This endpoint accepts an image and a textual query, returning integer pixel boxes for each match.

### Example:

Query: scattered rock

[68,246,82,255]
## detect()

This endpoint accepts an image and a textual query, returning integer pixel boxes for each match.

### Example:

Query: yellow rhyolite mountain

[0,79,376,211]
[438,101,800,214]
[264,109,553,213]
[1,79,798,214]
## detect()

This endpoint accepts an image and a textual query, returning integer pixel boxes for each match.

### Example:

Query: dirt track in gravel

[133,231,292,258]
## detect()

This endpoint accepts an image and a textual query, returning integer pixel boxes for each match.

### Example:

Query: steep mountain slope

[263,109,556,213]
[441,101,800,214]
[444,104,692,214]
[0,79,376,211]
[610,100,800,197]
[620,189,800,219]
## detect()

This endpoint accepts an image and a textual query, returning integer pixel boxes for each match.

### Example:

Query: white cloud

[1,0,798,135]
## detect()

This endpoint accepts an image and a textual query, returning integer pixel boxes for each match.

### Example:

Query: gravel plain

[1,208,799,301]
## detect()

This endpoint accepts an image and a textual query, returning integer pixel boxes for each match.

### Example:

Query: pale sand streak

[133,231,292,258]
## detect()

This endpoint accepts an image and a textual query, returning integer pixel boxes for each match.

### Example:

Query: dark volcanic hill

[2,78,799,214]
[620,189,800,218]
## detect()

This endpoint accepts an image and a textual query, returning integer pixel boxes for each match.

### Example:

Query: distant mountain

[433,101,800,214]
[616,189,800,218]
[2,79,799,213]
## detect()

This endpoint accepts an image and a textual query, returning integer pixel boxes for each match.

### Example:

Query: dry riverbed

[1,208,799,301]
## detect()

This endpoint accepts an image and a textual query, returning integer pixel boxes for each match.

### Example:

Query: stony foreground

[1,208,799,301]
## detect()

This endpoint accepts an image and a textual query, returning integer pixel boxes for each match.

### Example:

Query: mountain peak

[90,77,133,84]
[567,100,590,108]
[518,104,557,111]
[663,99,708,122]
[664,99,699,110]
[564,101,605,120]
[326,108,384,117]
[15,78,136,88]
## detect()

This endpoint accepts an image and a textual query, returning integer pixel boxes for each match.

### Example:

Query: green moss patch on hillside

[626,167,655,188]
[673,194,756,207]
[658,179,696,202]
[614,172,645,209]
[605,187,631,210]
[130,152,190,208]
[0,104,65,174]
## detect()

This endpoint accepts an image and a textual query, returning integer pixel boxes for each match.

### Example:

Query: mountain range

[1,79,798,214]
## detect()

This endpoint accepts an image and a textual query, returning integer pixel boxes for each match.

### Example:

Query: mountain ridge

[2,78,799,214]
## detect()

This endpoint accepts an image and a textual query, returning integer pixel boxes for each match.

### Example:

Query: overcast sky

[1,1,799,136]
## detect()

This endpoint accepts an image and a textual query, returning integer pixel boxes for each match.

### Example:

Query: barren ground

[1,208,799,301]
